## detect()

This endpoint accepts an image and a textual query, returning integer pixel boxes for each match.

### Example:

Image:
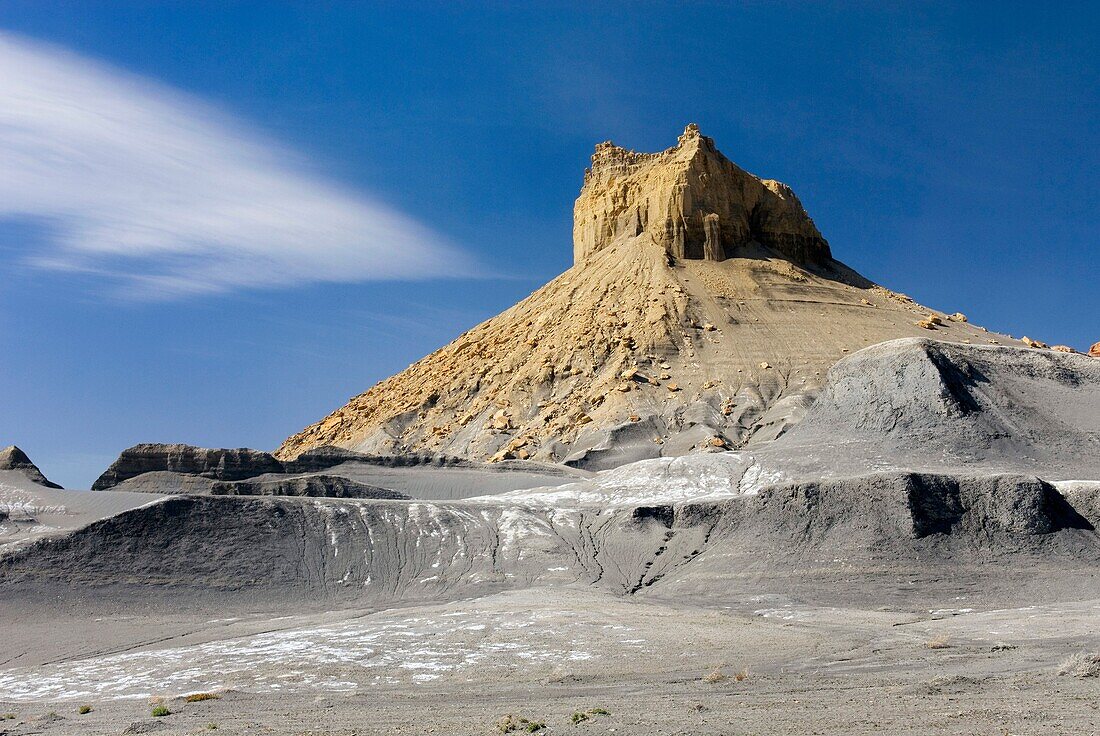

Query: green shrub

[497,714,544,733]
[78,705,92,715]
[151,704,171,717]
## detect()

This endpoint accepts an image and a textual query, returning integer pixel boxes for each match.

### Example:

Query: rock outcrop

[768,338,1100,480]
[278,126,1013,468]
[1090,341,1100,358]
[0,446,61,489]
[573,124,831,265]
[91,444,285,491]
[209,476,409,500]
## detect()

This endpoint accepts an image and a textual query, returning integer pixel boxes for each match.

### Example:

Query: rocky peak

[573,124,831,266]
[0,445,62,488]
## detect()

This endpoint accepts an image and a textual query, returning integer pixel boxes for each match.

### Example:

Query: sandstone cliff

[573,124,830,265]
[278,126,1010,468]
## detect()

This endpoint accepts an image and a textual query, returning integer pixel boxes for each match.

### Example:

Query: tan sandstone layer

[277,126,1012,467]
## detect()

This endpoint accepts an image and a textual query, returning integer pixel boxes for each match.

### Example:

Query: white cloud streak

[0,31,473,297]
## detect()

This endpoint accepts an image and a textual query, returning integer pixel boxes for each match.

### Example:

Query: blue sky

[0,2,1096,488]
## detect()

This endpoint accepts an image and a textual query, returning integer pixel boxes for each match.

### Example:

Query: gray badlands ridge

[1,127,1098,734]
[4,337,1099,608]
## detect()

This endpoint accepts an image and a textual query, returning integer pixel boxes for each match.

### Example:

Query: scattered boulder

[948,312,968,322]
[1090,341,1100,358]
[1021,336,1049,349]
[1051,345,1077,354]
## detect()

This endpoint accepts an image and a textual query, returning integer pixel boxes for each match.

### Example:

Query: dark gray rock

[770,338,1100,480]
[209,475,408,499]
[92,444,284,490]
[3,471,1096,609]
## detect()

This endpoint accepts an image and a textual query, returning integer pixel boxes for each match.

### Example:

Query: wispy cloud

[0,31,473,297]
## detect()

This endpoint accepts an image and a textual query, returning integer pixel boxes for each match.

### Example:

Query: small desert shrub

[77,705,92,715]
[1058,651,1100,678]
[185,692,220,703]
[733,667,749,682]
[571,707,610,724]
[206,724,219,731]
[925,636,951,650]
[497,714,543,733]
[151,704,171,717]
[0,713,15,720]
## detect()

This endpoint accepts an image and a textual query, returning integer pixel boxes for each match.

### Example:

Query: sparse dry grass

[704,666,748,683]
[1058,651,1100,678]
[925,636,951,650]
[77,705,92,714]
[571,707,610,725]
[703,668,727,683]
[185,692,221,703]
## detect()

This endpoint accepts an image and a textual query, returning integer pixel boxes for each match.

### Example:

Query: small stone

[759,362,770,369]
[628,414,641,422]
[948,312,968,322]
[917,319,937,330]
[709,436,727,448]
[666,382,680,392]
[703,323,717,331]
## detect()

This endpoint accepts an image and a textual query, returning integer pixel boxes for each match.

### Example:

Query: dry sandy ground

[1,587,1097,735]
